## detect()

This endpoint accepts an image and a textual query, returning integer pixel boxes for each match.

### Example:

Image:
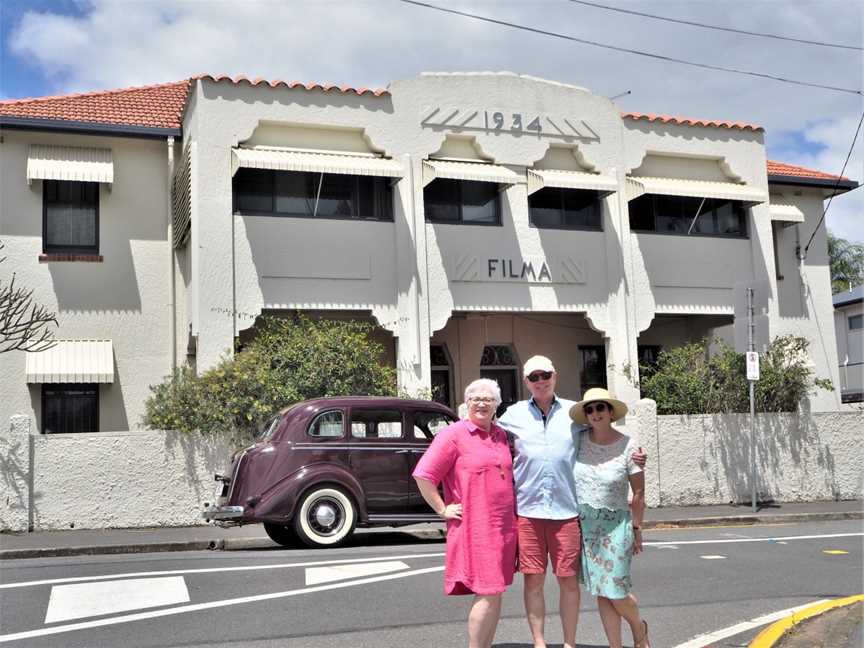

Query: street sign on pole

[746,352,760,381]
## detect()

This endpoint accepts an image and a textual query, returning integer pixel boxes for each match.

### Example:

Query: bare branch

[0,242,58,353]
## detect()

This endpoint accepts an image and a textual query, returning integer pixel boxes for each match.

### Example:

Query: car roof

[278,396,456,416]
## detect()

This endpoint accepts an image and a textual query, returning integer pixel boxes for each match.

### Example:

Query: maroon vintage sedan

[202,396,456,547]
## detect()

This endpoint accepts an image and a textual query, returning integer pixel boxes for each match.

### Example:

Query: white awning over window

[25,340,114,383]
[27,145,114,185]
[769,197,806,223]
[231,148,403,178]
[626,176,766,205]
[526,169,618,196]
[422,159,525,188]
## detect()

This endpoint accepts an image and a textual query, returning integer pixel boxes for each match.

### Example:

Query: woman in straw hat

[569,388,650,648]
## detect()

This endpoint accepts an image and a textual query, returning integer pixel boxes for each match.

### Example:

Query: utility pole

[747,287,758,513]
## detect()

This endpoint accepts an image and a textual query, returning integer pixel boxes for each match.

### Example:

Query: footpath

[0,499,860,561]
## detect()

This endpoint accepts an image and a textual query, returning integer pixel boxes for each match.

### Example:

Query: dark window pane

[580,346,607,391]
[42,384,98,434]
[528,188,563,227]
[562,189,601,228]
[235,169,273,212]
[424,179,461,222]
[274,172,312,215]
[431,370,451,407]
[461,181,499,223]
[316,174,355,217]
[44,180,98,252]
[628,195,655,231]
[480,368,519,418]
[430,345,449,366]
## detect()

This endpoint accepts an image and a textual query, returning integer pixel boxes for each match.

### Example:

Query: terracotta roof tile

[195,74,389,97]
[0,80,191,129]
[766,159,849,181]
[622,111,763,132]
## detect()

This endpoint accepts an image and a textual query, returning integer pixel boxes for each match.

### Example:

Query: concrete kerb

[748,594,864,647]
[0,509,858,561]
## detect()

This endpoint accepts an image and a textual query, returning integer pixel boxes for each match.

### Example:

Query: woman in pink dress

[413,378,518,648]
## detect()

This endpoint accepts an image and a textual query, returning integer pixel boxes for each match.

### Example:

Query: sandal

[635,619,651,648]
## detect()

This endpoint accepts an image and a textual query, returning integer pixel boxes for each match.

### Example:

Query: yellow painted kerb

[749,594,864,647]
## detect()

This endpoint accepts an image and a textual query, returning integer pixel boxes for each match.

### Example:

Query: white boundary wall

[631,400,864,507]
[2,403,861,531]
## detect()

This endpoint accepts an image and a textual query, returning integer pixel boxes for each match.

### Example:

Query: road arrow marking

[45,577,189,624]
[306,560,409,585]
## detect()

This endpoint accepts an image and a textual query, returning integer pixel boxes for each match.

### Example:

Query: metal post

[748,287,757,512]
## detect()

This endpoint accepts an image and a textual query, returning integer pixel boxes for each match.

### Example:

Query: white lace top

[573,429,643,511]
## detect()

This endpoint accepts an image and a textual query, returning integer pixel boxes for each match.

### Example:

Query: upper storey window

[233,169,393,221]
[529,187,602,230]
[629,195,748,238]
[424,179,501,225]
[43,180,99,254]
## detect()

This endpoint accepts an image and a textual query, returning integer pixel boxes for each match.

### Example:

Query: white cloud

[7,0,862,240]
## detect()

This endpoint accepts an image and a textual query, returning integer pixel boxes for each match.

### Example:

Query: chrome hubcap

[313,502,338,530]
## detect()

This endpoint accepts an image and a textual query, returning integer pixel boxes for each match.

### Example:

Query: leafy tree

[827,232,864,294]
[0,243,57,353]
[143,314,397,436]
[640,335,832,414]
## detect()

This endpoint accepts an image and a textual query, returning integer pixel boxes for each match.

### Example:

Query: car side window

[308,410,344,438]
[413,411,453,439]
[350,409,403,439]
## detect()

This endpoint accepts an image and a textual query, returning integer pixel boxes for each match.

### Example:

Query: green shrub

[640,335,832,414]
[143,314,397,435]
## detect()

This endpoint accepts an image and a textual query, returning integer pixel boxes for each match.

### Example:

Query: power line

[567,0,862,52]
[398,0,863,96]
[802,110,864,257]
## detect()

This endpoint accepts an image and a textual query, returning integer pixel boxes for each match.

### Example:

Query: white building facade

[1,72,857,433]
[834,286,863,403]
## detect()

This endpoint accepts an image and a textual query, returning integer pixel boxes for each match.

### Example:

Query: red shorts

[517,516,582,577]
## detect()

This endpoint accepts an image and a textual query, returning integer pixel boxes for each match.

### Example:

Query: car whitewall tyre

[294,486,357,547]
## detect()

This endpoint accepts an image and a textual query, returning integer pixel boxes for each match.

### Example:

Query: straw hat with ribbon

[568,387,628,425]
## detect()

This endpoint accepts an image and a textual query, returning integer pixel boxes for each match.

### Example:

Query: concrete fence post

[1,415,32,532]
[631,399,660,507]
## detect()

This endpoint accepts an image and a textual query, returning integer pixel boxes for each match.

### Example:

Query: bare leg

[610,593,648,647]
[557,575,581,648]
[597,596,624,648]
[523,573,547,647]
[468,594,502,648]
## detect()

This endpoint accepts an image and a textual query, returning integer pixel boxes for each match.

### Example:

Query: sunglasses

[527,371,553,383]
[583,402,609,415]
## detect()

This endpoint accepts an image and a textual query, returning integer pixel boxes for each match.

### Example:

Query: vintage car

[202,396,457,547]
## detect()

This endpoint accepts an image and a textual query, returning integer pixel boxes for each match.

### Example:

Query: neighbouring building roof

[0,76,855,187]
[833,285,863,308]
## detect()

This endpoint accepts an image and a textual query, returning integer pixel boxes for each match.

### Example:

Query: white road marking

[44,577,189,624]
[699,555,726,560]
[0,565,445,643]
[305,560,409,585]
[671,599,829,648]
[647,532,862,547]
[0,551,446,590]
[656,545,679,549]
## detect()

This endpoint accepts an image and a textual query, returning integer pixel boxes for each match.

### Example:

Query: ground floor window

[480,345,519,417]
[579,345,607,392]
[430,344,453,409]
[42,384,98,434]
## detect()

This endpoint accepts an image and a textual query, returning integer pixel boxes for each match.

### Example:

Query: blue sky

[1,0,860,241]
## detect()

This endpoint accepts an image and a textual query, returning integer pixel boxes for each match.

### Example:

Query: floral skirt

[578,504,634,599]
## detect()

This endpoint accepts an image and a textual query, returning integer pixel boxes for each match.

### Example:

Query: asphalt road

[0,519,861,647]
